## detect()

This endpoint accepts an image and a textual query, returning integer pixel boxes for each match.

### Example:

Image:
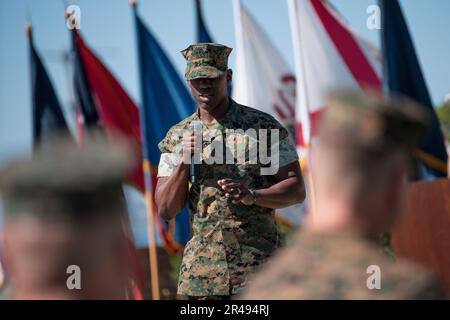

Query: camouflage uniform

[157,43,299,297]
[241,231,446,299]
[241,90,447,300]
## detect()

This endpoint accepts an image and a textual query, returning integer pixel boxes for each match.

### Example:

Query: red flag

[73,30,144,191]
[72,30,182,254]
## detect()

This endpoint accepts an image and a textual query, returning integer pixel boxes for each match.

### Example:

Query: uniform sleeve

[268,118,299,168]
[158,127,175,154]
[157,153,181,177]
[278,137,299,168]
[157,127,182,177]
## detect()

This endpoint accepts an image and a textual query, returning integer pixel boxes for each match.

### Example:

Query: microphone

[189,120,203,183]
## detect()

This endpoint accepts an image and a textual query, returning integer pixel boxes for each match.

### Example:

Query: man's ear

[226,69,233,85]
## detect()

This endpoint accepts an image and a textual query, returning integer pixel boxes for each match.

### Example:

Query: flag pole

[288,0,317,221]
[25,3,33,41]
[130,0,161,300]
[142,162,161,300]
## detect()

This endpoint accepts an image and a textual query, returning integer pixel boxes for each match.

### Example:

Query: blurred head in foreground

[1,137,134,299]
[309,89,428,238]
[241,90,447,300]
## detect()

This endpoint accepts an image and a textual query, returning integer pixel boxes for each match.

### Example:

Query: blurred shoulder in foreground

[241,90,447,300]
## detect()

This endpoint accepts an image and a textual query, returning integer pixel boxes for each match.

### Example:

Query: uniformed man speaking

[155,43,305,299]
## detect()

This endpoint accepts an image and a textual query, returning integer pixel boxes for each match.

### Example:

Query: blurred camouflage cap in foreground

[319,89,430,153]
[0,135,135,220]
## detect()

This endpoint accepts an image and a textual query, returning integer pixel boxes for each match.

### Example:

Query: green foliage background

[437,102,450,142]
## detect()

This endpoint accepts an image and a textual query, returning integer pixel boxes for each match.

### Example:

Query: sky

[0,0,450,164]
[1,0,450,246]
[1,0,450,164]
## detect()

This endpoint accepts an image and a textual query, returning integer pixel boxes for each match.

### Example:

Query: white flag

[288,0,381,147]
[232,0,296,136]
[232,0,305,226]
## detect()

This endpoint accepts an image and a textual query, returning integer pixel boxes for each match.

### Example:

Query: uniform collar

[194,97,238,125]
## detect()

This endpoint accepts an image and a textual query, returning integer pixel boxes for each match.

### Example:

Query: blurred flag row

[26,0,448,253]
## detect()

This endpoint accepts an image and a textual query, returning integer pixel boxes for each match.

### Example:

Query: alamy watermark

[66,5,81,30]
[366,4,381,30]
[66,265,81,290]
[366,265,381,290]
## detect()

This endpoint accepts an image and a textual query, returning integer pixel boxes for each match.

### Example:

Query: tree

[436,102,450,142]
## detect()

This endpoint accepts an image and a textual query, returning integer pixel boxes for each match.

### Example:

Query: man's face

[188,70,232,111]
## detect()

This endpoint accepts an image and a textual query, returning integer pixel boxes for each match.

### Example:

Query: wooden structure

[392,178,450,292]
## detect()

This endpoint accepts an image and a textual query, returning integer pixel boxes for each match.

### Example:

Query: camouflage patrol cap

[181,43,232,80]
[0,136,135,220]
[318,89,430,153]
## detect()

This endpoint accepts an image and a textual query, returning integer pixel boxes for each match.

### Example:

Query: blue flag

[380,0,448,180]
[195,0,213,43]
[133,7,195,247]
[194,0,232,95]
[27,26,70,148]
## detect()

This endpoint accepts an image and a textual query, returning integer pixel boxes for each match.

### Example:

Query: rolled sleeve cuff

[157,153,181,177]
[278,138,299,168]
